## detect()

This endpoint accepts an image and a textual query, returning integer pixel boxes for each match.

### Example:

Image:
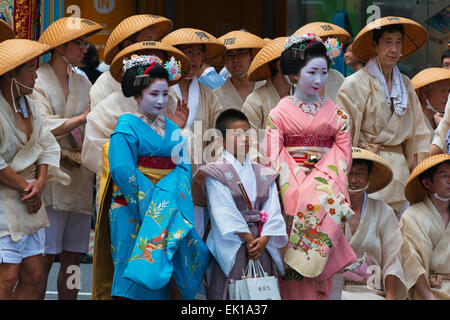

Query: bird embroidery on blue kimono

[140,229,167,263]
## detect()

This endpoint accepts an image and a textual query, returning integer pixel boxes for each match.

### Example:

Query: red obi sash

[284,134,334,148]
[137,156,176,170]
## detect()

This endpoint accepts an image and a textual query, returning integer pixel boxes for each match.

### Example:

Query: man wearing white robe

[0,39,69,300]
[400,155,450,300]
[342,150,407,300]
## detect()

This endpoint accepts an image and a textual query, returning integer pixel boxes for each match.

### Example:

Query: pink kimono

[262,96,357,299]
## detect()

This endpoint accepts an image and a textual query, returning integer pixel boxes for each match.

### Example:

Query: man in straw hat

[336,16,431,217]
[27,16,103,300]
[0,38,70,299]
[411,67,450,142]
[242,37,293,135]
[81,41,189,209]
[90,14,172,109]
[213,30,267,111]
[293,22,350,102]
[162,27,226,166]
[340,147,407,300]
[400,154,450,299]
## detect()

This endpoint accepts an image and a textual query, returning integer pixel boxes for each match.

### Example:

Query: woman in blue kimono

[92,55,210,300]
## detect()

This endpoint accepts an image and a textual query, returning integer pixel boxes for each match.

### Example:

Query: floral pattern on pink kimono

[262,96,357,299]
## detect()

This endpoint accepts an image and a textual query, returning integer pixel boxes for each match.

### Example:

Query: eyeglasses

[70,40,87,49]
[224,50,251,60]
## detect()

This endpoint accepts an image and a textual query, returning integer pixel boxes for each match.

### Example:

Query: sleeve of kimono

[0,127,6,170]
[208,89,224,129]
[432,96,450,152]
[35,113,61,167]
[335,73,369,146]
[204,175,251,241]
[81,107,112,174]
[261,108,284,169]
[242,93,264,132]
[399,208,432,290]
[404,78,431,157]
[378,203,408,298]
[108,118,147,211]
[260,181,288,248]
[29,87,71,131]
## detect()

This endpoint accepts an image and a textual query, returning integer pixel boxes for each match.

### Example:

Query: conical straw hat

[212,30,267,66]
[0,39,51,76]
[38,17,103,50]
[103,14,173,65]
[411,67,450,93]
[247,37,287,82]
[352,16,428,63]
[162,28,226,62]
[0,19,14,42]
[405,154,450,203]
[294,22,351,44]
[109,41,191,85]
[351,147,393,194]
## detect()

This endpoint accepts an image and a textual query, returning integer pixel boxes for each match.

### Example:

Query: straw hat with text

[351,147,393,194]
[411,67,450,94]
[103,14,173,65]
[38,17,103,50]
[162,28,226,62]
[352,16,428,63]
[0,39,51,76]
[247,36,287,82]
[405,154,450,203]
[0,19,14,42]
[109,41,191,85]
[294,22,351,44]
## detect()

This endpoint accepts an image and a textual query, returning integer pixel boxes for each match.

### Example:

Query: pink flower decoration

[259,210,268,223]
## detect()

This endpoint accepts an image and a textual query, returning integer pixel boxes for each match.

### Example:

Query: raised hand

[167,98,189,129]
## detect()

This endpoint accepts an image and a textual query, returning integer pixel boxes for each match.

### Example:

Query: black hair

[215,108,250,139]
[280,40,331,76]
[442,50,450,64]
[268,58,280,77]
[82,42,99,68]
[121,63,169,98]
[343,38,354,54]
[418,160,450,189]
[353,159,373,175]
[373,24,404,45]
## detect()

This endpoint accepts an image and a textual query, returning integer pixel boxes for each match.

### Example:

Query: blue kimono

[106,113,210,300]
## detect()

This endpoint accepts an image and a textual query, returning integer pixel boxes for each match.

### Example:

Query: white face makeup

[138,79,169,119]
[298,57,328,96]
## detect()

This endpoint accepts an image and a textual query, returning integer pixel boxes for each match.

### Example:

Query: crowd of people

[0,13,448,301]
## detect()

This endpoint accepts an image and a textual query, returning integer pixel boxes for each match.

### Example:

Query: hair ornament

[284,33,323,60]
[323,37,343,60]
[164,56,182,81]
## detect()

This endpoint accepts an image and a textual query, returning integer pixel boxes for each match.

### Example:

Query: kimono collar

[366,56,408,116]
[223,149,251,168]
[172,75,200,128]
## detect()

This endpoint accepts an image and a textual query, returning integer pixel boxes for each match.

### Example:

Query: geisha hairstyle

[280,34,332,76]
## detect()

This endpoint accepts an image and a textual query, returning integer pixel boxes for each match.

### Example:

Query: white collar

[222,149,251,168]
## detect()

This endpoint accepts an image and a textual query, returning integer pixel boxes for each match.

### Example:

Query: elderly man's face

[374,31,403,70]
[348,161,370,194]
[426,79,450,113]
[422,162,450,200]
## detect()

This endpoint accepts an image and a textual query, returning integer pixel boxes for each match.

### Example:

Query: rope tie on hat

[10,77,32,118]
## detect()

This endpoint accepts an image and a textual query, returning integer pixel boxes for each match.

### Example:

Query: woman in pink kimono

[262,34,357,299]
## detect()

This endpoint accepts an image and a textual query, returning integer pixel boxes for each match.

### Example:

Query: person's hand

[247,236,270,260]
[167,99,189,129]
[434,112,443,126]
[20,179,45,214]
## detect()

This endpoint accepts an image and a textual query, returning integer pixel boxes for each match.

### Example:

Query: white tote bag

[232,259,281,300]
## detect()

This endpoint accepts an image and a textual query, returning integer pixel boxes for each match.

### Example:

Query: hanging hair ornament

[164,56,182,81]
[284,33,323,60]
[323,37,343,60]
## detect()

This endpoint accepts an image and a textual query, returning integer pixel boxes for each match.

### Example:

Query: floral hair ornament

[284,33,323,60]
[122,54,182,86]
[323,37,343,60]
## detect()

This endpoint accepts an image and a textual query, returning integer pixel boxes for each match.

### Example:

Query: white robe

[0,92,70,241]
[204,150,288,277]
[432,94,450,153]
[213,77,265,111]
[399,196,450,300]
[89,70,121,109]
[29,63,94,215]
[342,195,408,300]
